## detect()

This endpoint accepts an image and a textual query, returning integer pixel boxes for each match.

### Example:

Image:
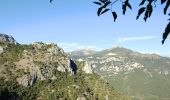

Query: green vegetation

[106,70,170,100]
[70,47,170,99]
[0,70,130,100]
[0,44,130,100]
[0,78,37,100]
[0,44,34,64]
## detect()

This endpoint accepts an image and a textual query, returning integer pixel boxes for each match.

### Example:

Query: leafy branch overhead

[50,0,169,44]
[93,0,170,44]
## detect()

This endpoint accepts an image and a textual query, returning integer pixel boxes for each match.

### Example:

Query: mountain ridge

[69,46,168,58]
[70,46,170,99]
[0,33,129,100]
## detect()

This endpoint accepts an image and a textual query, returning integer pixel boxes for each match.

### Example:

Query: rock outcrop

[76,96,86,100]
[0,34,130,100]
[0,33,17,44]
[82,61,93,74]
[16,42,77,86]
[16,74,37,87]
[0,41,77,87]
[0,46,3,54]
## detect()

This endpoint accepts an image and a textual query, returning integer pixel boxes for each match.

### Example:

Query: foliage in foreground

[49,0,170,44]
[0,71,130,100]
[93,0,170,44]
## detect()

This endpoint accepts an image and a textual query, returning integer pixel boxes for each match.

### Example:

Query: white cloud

[58,42,101,52]
[117,36,158,43]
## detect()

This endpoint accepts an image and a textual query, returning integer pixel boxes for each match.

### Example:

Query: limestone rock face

[15,42,76,86]
[0,33,17,54]
[82,61,93,74]
[76,96,86,100]
[16,73,37,87]
[0,40,77,87]
[0,33,17,44]
[0,46,3,54]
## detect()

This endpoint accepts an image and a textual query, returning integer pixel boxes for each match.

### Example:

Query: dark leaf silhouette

[136,7,146,20]
[139,0,146,6]
[101,9,110,15]
[97,7,103,16]
[103,1,111,8]
[164,0,170,14]
[143,2,153,22]
[144,10,149,22]
[93,2,102,5]
[162,22,170,44]
[99,0,106,3]
[94,0,170,44]
[112,11,117,22]
[127,3,132,9]
[122,0,132,14]
[122,4,126,14]
[161,0,167,4]
[148,4,153,17]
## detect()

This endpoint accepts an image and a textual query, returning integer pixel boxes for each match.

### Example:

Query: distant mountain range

[69,46,170,100]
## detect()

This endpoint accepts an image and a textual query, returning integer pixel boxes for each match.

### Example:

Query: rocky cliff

[0,42,76,87]
[0,34,129,100]
[0,33,17,44]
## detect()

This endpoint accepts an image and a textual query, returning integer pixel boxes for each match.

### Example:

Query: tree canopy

[50,0,170,44]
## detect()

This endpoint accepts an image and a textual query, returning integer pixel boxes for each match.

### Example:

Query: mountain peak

[111,45,122,49]
[0,33,17,44]
[69,49,96,56]
[106,45,124,51]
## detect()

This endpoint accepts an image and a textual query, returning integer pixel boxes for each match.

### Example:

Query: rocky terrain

[0,34,129,100]
[70,46,170,100]
[0,33,17,54]
[0,33,17,44]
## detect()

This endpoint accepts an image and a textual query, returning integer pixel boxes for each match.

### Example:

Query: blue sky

[0,0,170,56]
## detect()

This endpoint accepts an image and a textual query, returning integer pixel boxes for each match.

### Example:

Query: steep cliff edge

[0,42,76,87]
[0,34,129,100]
